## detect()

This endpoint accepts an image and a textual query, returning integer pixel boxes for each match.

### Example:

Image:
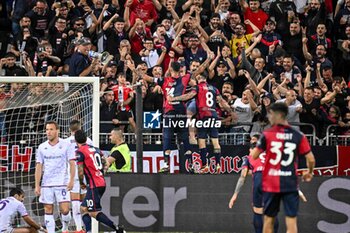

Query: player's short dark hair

[75,129,87,144]
[270,102,288,118]
[10,187,24,197]
[171,61,181,72]
[45,121,59,130]
[69,120,81,131]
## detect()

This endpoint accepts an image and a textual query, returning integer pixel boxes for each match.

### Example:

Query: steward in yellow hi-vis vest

[107,129,132,172]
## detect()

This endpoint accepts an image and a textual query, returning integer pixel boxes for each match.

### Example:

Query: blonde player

[0,187,47,233]
[35,121,75,233]
[65,120,93,233]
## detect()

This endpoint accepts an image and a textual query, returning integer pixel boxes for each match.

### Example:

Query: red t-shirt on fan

[256,124,311,193]
[244,8,269,34]
[111,84,133,111]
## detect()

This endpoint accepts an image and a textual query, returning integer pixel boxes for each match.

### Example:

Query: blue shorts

[81,186,105,212]
[163,111,189,151]
[197,117,219,139]
[186,99,196,114]
[263,191,299,217]
[252,172,263,208]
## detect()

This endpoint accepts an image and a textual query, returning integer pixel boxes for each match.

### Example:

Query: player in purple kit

[250,102,315,233]
[169,72,234,173]
[75,130,125,233]
[229,135,279,233]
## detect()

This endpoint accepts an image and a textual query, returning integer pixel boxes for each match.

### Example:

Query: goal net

[0,77,99,230]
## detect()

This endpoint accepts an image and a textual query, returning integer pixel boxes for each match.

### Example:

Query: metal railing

[289,122,317,146]
[7,122,332,147]
[326,124,350,146]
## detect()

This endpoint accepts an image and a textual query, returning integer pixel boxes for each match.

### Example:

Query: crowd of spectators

[1,0,350,143]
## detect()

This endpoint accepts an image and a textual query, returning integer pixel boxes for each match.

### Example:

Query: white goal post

[0,76,100,233]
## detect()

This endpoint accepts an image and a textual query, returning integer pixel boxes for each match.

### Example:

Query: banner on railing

[1,144,349,175]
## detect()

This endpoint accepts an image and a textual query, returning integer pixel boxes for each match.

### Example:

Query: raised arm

[304,66,312,89]
[242,69,260,96]
[191,17,209,42]
[103,12,119,31]
[182,0,194,11]
[217,95,234,114]
[302,37,313,62]
[315,63,326,88]
[226,57,237,78]
[88,9,100,35]
[208,48,221,79]
[193,52,214,78]
[321,85,340,105]
[246,88,258,111]
[171,29,186,55]
[124,0,133,29]
[245,19,261,37]
[152,0,162,11]
[239,0,249,12]
[257,73,273,92]
[156,46,168,66]
[167,5,180,23]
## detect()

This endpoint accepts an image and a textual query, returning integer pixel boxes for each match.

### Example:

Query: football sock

[72,200,83,231]
[82,213,92,232]
[199,148,207,166]
[44,214,55,233]
[213,148,221,165]
[184,150,192,164]
[96,212,117,230]
[253,212,263,233]
[61,211,71,231]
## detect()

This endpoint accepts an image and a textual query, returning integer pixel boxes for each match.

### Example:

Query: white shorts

[71,179,87,195]
[39,187,71,204]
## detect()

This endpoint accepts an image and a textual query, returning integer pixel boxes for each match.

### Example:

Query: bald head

[286,89,297,103]
[110,128,124,145]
